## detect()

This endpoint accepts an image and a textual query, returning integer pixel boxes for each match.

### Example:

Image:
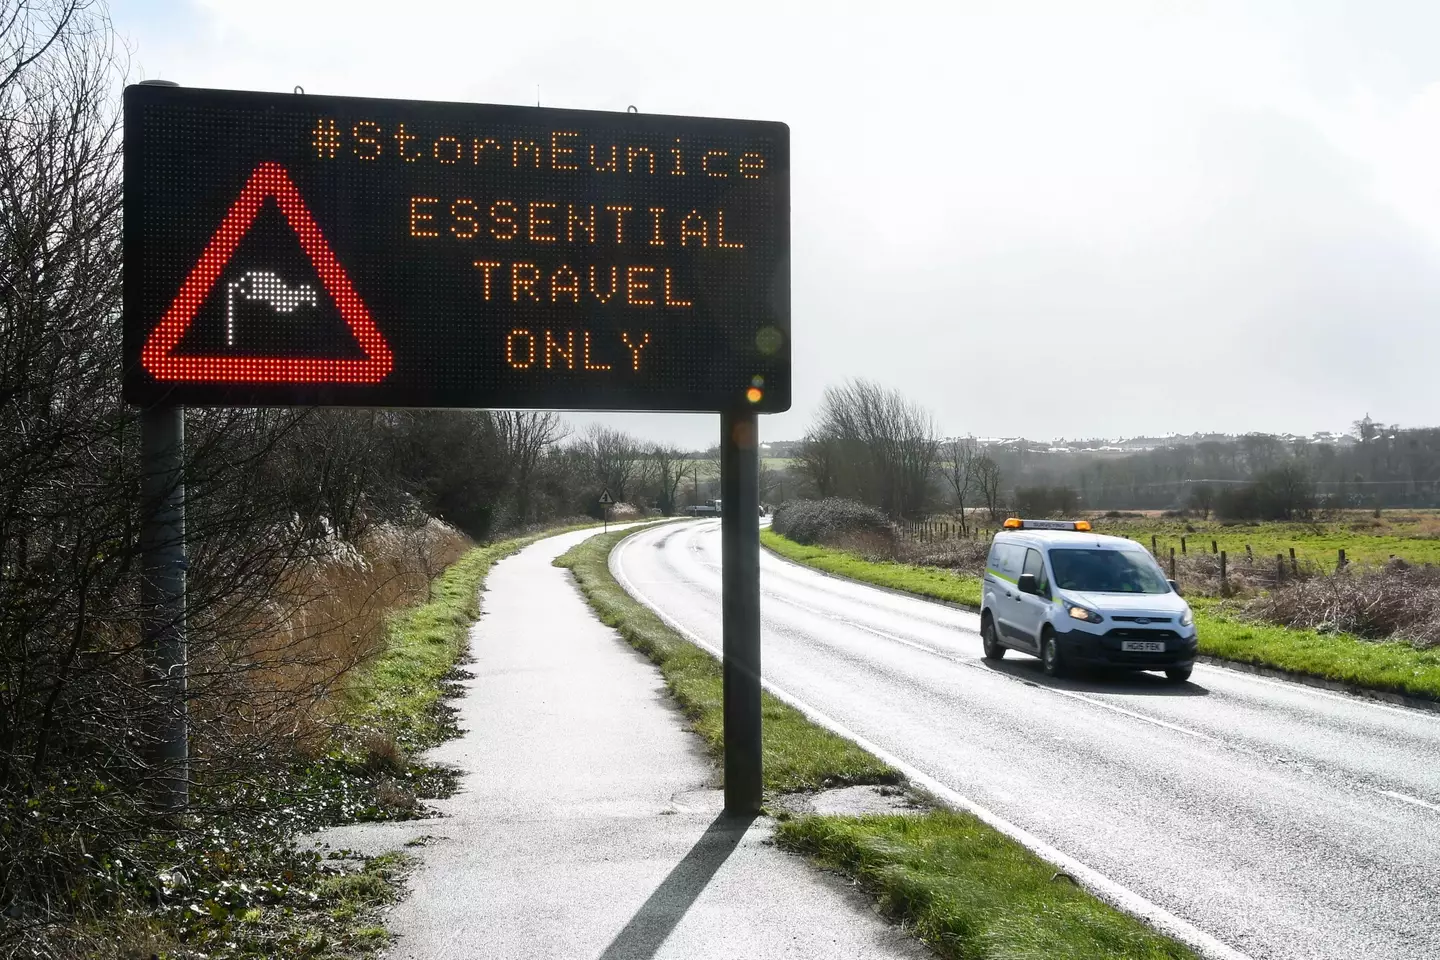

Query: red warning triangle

[141,161,393,384]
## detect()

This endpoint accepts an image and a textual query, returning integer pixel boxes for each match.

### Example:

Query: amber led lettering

[434,136,462,163]
[703,150,728,177]
[590,144,617,173]
[606,205,633,244]
[512,263,541,301]
[680,211,708,247]
[451,199,479,239]
[545,329,575,368]
[589,265,619,304]
[491,201,518,240]
[353,121,381,159]
[473,138,502,163]
[567,204,596,243]
[626,145,654,174]
[716,210,744,249]
[551,265,580,303]
[473,261,502,300]
[626,266,656,306]
[529,202,558,242]
[583,331,611,370]
[738,152,765,179]
[506,330,535,368]
[394,123,420,162]
[664,268,691,308]
[513,139,542,168]
[621,332,651,371]
[409,197,439,237]
[551,131,579,170]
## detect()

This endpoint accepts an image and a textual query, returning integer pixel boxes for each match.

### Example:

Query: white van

[979,518,1197,682]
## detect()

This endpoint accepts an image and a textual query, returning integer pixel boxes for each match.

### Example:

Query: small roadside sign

[598,490,614,505]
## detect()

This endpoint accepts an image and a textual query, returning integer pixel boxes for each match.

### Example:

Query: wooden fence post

[1277,553,1285,584]
[1169,547,1176,578]
[1338,548,1347,571]
[1211,540,1217,554]
[1289,547,1297,576]
[1219,551,1228,596]
[1181,536,1187,555]
[1151,534,1158,555]
[1246,544,1253,563]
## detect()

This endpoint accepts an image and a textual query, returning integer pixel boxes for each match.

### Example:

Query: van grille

[1105,628,1181,641]
[1111,615,1173,623]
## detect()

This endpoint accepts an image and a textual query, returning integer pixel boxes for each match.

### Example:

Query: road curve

[612,520,1440,960]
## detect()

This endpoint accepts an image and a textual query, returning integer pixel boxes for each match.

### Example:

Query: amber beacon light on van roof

[1002,518,1093,532]
[122,84,791,412]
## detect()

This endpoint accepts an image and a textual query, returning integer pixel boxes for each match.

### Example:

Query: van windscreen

[1049,549,1171,594]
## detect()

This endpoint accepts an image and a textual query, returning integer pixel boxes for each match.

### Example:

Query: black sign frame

[122,85,790,412]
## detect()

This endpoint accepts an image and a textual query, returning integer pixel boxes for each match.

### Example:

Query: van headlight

[1068,605,1103,624]
[1180,608,1194,628]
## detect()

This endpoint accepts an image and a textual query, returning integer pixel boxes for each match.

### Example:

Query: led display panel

[123,85,790,411]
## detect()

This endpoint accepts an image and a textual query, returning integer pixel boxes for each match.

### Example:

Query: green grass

[777,813,1196,960]
[761,529,982,607]
[1091,515,1440,570]
[1188,599,1440,699]
[554,529,898,792]
[764,531,1440,702]
[344,522,598,748]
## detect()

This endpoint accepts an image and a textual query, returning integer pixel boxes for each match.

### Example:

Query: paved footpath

[312,526,925,960]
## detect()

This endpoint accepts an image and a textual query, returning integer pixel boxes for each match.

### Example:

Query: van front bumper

[1054,627,1198,669]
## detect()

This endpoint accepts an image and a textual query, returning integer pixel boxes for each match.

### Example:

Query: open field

[1088,512,1440,570]
[901,510,1440,571]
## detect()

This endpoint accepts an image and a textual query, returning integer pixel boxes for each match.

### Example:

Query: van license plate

[1122,640,1165,652]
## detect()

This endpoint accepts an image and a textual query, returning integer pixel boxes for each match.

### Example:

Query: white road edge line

[1364,786,1440,814]
[609,531,1255,960]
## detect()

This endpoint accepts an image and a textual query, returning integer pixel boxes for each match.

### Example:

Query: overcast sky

[112,0,1440,449]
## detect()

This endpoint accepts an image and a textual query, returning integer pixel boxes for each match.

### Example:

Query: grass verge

[573,526,1202,959]
[776,813,1195,960]
[762,529,982,607]
[763,530,1440,702]
[554,528,898,792]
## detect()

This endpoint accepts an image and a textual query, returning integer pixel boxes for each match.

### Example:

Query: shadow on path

[597,811,755,960]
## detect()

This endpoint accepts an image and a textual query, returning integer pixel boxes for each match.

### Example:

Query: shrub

[1245,562,1440,648]
[771,498,891,546]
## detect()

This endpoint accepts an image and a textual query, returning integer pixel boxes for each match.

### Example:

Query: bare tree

[647,444,688,516]
[942,438,979,536]
[798,379,939,516]
[493,411,567,524]
[974,453,1005,520]
[575,424,643,504]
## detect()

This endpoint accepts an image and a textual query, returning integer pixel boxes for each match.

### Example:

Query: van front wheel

[981,615,1006,660]
[1041,630,1066,678]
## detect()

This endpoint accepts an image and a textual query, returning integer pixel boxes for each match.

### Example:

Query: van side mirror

[1168,578,1182,595]
[1017,573,1038,595]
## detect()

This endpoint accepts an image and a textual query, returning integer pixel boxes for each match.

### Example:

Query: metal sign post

[140,403,188,813]
[721,409,762,815]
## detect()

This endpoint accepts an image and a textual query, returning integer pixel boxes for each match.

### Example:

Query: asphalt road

[612,520,1440,960]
